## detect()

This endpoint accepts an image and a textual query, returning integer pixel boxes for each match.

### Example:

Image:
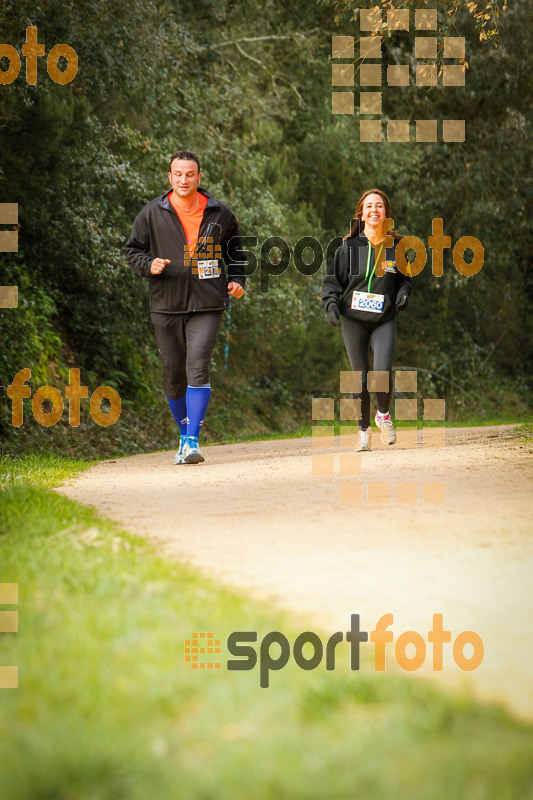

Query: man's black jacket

[125,188,246,315]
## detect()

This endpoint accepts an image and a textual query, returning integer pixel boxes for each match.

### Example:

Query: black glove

[395,287,410,312]
[327,305,340,327]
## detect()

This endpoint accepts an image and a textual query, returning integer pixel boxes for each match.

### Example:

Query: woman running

[322,188,412,451]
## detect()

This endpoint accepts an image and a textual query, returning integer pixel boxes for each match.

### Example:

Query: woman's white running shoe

[375,413,397,445]
[356,428,372,451]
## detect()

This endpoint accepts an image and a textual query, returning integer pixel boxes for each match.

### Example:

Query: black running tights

[341,316,396,429]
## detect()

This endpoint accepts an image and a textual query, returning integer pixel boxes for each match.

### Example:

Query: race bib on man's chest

[197,259,221,279]
[351,291,384,313]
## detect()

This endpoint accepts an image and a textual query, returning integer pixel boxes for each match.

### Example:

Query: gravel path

[56,426,533,717]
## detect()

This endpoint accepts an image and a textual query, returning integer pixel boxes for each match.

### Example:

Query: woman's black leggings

[341,316,396,429]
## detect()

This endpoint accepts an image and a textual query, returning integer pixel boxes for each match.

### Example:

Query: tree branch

[234,41,264,66]
[394,366,482,409]
[198,30,322,53]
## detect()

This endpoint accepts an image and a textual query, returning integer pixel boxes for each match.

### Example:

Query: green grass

[1,454,533,799]
[298,417,524,441]
[209,416,525,446]
[0,452,96,489]
[514,422,533,443]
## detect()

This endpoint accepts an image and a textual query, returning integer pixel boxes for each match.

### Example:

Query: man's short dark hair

[169,150,201,173]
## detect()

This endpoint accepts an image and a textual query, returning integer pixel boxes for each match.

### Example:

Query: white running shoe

[174,438,185,465]
[182,436,205,465]
[375,413,397,445]
[356,428,372,451]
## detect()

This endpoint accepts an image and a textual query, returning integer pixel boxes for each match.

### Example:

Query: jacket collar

[158,187,220,210]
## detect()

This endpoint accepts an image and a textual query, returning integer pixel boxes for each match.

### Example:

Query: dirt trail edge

[56,426,533,718]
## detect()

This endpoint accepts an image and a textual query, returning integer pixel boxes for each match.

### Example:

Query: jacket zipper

[160,199,227,313]
[341,242,390,308]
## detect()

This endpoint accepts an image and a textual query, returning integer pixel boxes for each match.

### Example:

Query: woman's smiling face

[361,193,386,227]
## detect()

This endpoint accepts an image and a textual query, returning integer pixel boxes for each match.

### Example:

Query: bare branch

[235,41,264,66]
[198,30,322,53]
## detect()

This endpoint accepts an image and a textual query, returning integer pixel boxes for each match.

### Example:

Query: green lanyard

[365,242,384,293]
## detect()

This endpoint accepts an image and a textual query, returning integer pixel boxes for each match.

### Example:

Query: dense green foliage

[0,0,531,456]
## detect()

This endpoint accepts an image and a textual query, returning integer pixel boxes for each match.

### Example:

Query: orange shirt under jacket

[168,190,208,256]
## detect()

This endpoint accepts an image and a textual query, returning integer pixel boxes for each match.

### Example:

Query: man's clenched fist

[151,258,171,275]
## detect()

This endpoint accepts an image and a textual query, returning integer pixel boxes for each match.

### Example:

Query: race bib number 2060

[351,290,385,313]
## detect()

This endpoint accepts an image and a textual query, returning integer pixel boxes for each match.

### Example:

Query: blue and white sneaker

[174,438,185,465]
[182,436,205,465]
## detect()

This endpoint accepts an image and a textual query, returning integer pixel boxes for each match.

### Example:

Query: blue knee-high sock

[167,396,188,437]
[186,385,211,439]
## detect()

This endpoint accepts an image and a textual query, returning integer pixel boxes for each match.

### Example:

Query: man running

[125,150,245,465]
